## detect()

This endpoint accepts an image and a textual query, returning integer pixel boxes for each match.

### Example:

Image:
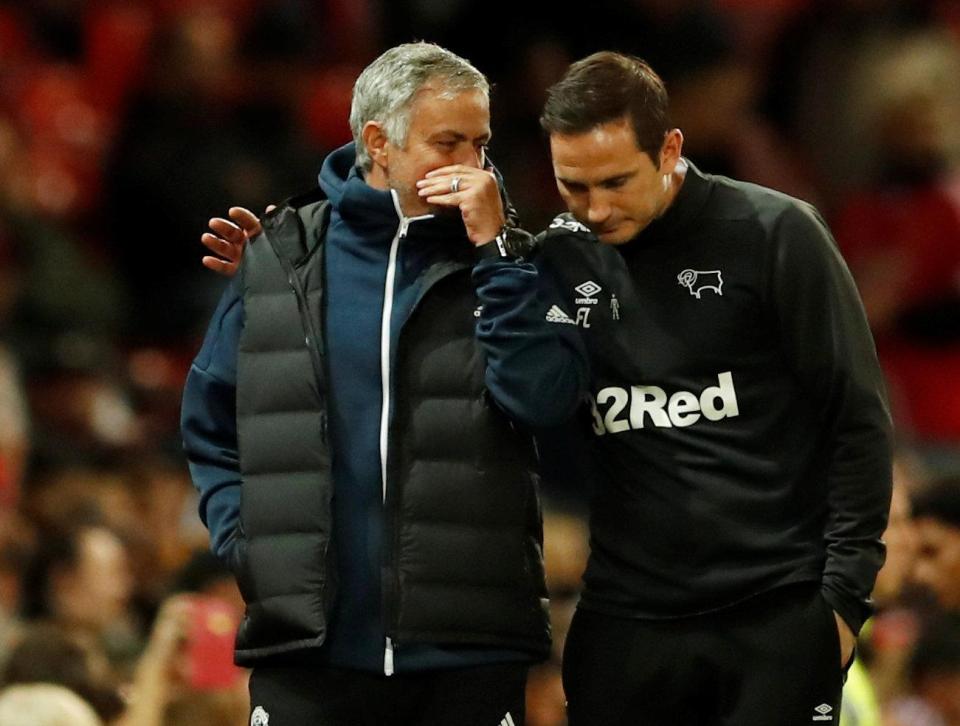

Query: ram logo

[677,268,723,298]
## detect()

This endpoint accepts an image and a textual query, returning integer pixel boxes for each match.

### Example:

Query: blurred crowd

[1,0,959,724]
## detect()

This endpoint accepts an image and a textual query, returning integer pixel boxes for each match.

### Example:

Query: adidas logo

[546,305,576,325]
[499,713,517,726]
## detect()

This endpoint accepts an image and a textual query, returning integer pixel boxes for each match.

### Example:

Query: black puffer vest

[233,191,550,663]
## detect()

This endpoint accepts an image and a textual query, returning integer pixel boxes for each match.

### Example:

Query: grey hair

[349,42,489,171]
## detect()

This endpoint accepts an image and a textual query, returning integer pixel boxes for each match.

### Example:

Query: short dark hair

[912,477,960,529]
[540,52,671,165]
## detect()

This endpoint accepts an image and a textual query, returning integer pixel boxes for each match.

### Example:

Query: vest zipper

[380,264,473,676]
[381,193,431,676]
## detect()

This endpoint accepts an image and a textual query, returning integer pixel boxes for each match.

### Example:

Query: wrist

[475,226,533,260]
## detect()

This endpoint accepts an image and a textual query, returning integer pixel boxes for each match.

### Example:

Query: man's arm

[418,163,589,425]
[771,203,894,642]
[473,253,589,428]
[180,277,244,563]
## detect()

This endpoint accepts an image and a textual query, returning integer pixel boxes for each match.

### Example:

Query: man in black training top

[536,52,892,725]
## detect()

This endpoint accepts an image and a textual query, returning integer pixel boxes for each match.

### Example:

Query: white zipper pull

[398,217,411,239]
[384,636,395,676]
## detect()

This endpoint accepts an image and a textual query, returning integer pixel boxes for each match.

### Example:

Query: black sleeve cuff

[476,240,507,259]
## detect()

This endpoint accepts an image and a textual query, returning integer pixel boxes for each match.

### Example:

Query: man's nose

[587,193,611,225]
[455,146,484,169]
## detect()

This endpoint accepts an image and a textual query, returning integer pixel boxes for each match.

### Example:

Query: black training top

[538,160,893,634]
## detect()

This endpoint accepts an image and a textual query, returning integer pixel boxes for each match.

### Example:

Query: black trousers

[563,583,845,726]
[248,659,528,726]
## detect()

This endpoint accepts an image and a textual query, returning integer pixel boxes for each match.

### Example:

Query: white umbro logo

[812,703,834,721]
[499,713,517,726]
[251,706,270,725]
[575,281,602,298]
[546,305,576,325]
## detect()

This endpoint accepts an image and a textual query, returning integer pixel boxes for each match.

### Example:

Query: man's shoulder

[706,173,820,230]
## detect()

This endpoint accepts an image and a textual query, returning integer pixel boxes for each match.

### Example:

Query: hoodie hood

[318,142,399,232]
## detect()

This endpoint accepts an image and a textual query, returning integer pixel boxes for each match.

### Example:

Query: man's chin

[596,227,635,245]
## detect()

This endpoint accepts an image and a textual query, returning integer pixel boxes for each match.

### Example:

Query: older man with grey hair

[182,42,587,725]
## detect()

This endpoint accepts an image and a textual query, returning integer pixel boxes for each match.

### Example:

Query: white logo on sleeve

[812,704,834,721]
[499,713,517,726]
[678,268,724,298]
[251,706,270,725]
[589,371,740,435]
[549,215,591,233]
[546,305,577,325]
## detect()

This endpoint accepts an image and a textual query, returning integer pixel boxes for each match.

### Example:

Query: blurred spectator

[762,0,942,203]
[170,549,243,620]
[0,511,37,659]
[27,370,142,462]
[0,623,124,721]
[22,522,140,671]
[0,228,29,505]
[526,660,566,726]
[0,114,126,366]
[119,593,246,726]
[19,0,86,61]
[524,510,589,726]
[885,614,960,726]
[0,683,102,726]
[103,3,320,343]
[844,455,924,724]
[861,456,927,711]
[542,509,589,599]
[911,477,960,611]
[834,31,960,448]
[124,460,210,606]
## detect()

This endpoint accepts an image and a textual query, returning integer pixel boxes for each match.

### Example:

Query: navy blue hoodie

[182,144,587,672]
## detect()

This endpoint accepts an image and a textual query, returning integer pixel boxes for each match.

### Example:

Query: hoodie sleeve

[472,255,589,428]
[770,202,893,634]
[180,277,244,564]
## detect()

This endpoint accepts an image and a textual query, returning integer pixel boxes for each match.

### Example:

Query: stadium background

[0,0,959,723]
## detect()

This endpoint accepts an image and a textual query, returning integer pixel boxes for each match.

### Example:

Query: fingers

[201,255,239,277]
[209,217,246,245]
[423,164,475,179]
[228,206,263,236]
[203,216,247,277]
[416,168,496,205]
[416,176,458,204]
[416,169,504,244]
[201,231,240,259]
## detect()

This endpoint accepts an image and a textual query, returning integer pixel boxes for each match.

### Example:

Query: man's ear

[659,129,684,175]
[362,121,390,173]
